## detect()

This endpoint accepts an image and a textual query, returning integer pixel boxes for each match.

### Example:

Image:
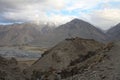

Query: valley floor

[0,46,47,67]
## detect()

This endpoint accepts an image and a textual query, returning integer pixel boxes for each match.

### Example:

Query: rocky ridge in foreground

[25,37,113,80]
[0,37,119,80]
[0,56,25,80]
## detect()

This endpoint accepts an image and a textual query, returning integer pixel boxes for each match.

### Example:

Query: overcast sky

[0,0,120,30]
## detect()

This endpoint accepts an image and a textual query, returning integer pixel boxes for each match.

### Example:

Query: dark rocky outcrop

[0,56,25,80]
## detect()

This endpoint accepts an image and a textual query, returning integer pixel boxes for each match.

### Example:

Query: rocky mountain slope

[50,19,107,44]
[62,41,120,80]
[25,37,111,80]
[0,37,120,80]
[107,23,120,41]
[31,37,104,71]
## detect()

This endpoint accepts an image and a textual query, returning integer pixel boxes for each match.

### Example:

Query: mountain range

[0,18,119,47]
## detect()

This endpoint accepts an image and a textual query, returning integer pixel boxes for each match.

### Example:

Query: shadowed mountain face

[50,19,107,44]
[107,23,120,41]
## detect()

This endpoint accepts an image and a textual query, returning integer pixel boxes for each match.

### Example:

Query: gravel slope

[63,41,120,80]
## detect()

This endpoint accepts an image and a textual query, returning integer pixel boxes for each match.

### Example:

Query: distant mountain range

[0,23,40,45]
[0,18,119,47]
[0,23,55,47]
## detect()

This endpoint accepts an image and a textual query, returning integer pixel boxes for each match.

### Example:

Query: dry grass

[19,46,48,52]
[18,59,37,66]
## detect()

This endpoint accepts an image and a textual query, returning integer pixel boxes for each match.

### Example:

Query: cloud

[0,0,120,30]
[0,0,69,22]
[66,0,101,11]
[87,9,120,30]
[47,14,77,25]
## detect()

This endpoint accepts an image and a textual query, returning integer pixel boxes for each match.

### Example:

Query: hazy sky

[0,0,120,30]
